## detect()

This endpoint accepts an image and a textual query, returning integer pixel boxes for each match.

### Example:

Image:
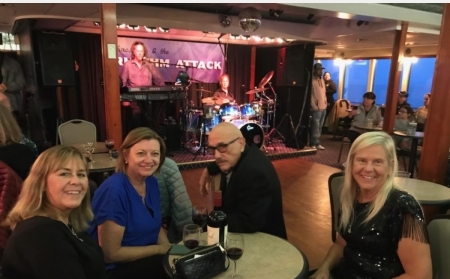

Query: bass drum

[232,121,265,149]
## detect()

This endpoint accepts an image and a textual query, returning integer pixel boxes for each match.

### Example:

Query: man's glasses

[399,110,408,114]
[207,137,240,155]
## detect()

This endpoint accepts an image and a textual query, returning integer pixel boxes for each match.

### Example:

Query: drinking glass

[183,224,201,250]
[226,233,244,279]
[84,142,95,163]
[192,205,208,232]
[105,139,115,161]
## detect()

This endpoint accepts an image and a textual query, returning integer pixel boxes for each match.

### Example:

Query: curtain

[70,33,106,141]
[226,44,251,105]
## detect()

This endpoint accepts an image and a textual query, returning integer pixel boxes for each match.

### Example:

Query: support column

[419,3,450,184]
[249,46,256,102]
[100,3,122,148]
[382,22,408,133]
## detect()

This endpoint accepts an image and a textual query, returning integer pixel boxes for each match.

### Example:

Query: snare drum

[239,103,256,118]
[232,121,265,149]
[219,103,239,120]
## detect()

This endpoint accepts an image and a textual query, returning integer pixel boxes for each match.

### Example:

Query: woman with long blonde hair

[310,132,431,279]
[1,145,107,279]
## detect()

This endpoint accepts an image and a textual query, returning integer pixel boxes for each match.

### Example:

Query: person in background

[396,91,410,114]
[213,73,235,104]
[0,103,37,180]
[198,122,287,240]
[309,131,431,279]
[345,92,382,143]
[0,52,26,114]
[393,105,415,148]
[323,71,337,130]
[121,41,165,130]
[88,127,172,279]
[155,157,193,243]
[415,93,431,132]
[1,146,107,279]
[309,63,327,150]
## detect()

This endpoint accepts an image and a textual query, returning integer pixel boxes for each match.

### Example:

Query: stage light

[230,34,240,39]
[239,7,262,32]
[159,27,170,33]
[276,38,284,43]
[117,23,126,29]
[265,37,274,43]
[145,26,157,32]
[269,9,283,18]
[127,25,139,30]
[241,35,251,40]
[93,21,101,26]
[219,15,232,28]
[252,36,262,42]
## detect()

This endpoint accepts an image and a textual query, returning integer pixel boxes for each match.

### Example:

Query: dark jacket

[207,144,287,239]
[325,79,337,104]
[0,143,36,180]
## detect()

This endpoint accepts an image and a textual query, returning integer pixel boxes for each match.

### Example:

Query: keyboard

[122,86,186,93]
[120,92,187,102]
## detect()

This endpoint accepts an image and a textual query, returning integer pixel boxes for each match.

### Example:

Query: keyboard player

[121,41,165,130]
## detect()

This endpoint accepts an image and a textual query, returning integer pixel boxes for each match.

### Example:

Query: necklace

[63,222,84,242]
[347,203,369,234]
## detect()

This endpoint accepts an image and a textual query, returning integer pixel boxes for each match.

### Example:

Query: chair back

[0,161,23,258]
[58,119,96,145]
[428,214,450,279]
[328,99,352,133]
[328,172,345,242]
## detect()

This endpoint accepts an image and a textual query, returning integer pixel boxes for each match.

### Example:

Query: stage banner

[117,37,224,83]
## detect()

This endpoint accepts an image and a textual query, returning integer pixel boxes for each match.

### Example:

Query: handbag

[172,243,230,279]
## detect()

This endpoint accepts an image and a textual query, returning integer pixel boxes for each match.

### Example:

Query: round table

[165,232,309,279]
[395,177,450,205]
[69,142,109,154]
[354,125,383,132]
[88,153,116,174]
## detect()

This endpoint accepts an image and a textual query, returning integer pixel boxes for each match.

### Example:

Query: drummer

[213,74,235,104]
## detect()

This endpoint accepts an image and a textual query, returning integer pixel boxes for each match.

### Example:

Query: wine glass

[105,139,115,161]
[226,233,244,279]
[192,205,208,232]
[183,224,201,250]
[84,142,95,163]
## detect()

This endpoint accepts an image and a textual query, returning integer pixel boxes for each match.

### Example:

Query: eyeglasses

[207,137,240,155]
[399,110,408,113]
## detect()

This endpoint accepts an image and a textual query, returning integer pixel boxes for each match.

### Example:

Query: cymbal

[194,88,212,94]
[201,97,230,105]
[245,87,268,95]
[258,70,274,88]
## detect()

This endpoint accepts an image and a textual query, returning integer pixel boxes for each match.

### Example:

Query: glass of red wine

[226,233,244,279]
[183,224,201,250]
[192,205,208,232]
[105,139,115,161]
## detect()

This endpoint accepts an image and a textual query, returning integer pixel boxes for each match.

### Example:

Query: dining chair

[58,119,96,145]
[328,172,345,242]
[331,99,351,139]
[427,214,450,279]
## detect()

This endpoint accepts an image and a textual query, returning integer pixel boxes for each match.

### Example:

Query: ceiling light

[93,21,100,26]
[145,26,157,32]
[159,27,170,33]
[117,23,126,29]
[252,36,262,42]
[127,25,139,30]
[241,35,251,40]
[265,37,274,43]
[230,34,240,39]
[276,38,284,43]
[269,9,283,18]
[239,7,262,32]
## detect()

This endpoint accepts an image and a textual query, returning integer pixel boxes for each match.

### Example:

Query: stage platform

[169,139,317,170]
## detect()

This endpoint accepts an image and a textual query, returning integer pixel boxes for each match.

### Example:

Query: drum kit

[182,71,277,154]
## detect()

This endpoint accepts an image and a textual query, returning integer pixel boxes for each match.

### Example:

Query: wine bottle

[207,191,228,246]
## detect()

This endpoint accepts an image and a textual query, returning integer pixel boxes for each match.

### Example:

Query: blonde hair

[339,131,398,232]
[5,145,93,232]
[0,103,22,146]
[115,127,166,174]
[130,41,148,60]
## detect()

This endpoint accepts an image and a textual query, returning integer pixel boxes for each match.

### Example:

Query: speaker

[37,32,75,86]
[276,46,305,86]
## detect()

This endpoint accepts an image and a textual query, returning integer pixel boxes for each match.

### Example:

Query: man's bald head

[208,122,245,172]
[210,122,243,139]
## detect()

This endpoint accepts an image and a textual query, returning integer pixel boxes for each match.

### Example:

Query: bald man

[199,122,287,239]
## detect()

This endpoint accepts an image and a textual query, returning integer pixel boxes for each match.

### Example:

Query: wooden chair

[328,172,345,242]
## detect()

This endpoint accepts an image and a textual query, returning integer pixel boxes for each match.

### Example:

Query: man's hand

[199,168,211,196]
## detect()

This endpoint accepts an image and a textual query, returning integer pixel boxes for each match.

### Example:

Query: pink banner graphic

[117,37,225,83]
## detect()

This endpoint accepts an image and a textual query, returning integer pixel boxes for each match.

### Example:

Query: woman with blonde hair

[88,127,172,279]
[1,145,107,279]
[310,131,431,279]
[0,103,37,179]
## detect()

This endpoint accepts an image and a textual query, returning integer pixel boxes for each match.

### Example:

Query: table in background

[354,125,383,132]
[88,153,116,174]
[395,177,450,222]
[69,142,109,154]
[165,232,309,279]
[393,131,424,177]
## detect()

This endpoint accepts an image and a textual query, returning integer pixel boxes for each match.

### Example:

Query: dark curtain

[226,45,251,105]
[70,33,106,141]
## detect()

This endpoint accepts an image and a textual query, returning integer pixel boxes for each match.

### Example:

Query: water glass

[365,118,374,128]
[407,122,417,136]
[84,142,95,163]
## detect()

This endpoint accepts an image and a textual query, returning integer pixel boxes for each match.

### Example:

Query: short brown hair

[115,127,166,174]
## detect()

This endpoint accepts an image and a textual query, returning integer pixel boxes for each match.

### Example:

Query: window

[408,57,436,109]
[372,59,391,106]
[343,59,370,104]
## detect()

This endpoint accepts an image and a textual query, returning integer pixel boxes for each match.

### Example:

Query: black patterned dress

[333,188,429,279]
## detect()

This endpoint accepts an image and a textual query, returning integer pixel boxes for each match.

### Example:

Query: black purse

[172,243,230,279]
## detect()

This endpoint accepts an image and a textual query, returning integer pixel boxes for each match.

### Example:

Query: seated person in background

[396,91,410,114]
[393,105,415,148]
[154,157,193,243]
[345,92,382,143]
[88,127,172,279]
[199,122,287,239]
[0,103,37,180]
[415,93,431,132]
[1,146,107,279]
[309,132,431,279]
